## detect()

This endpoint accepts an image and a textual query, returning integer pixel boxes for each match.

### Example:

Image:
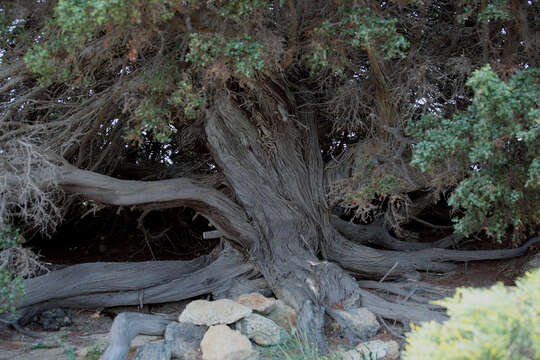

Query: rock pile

[131,292,400,360]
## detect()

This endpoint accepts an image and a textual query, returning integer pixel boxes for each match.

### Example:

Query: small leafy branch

[0,226,26,317]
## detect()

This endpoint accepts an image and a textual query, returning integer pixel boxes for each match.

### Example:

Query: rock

[267,300,296,332]
[381,340,400,360]
[339,340,389,360]
[33,308,72,331]
[522,253,540,275]
[165,321,207,359]
[235,293,277,315]
[200,324,259,360]
[179,299,252,326]
[328,307,379,341]
[355,340,389,359]
[213,279,273,299]
[134,342,172,360]
[340,350,363,360]
[236,313,288,346]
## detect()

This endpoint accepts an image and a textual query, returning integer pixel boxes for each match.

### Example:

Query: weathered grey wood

[203,230,222,239]
[100,312,173,360]
[326,233,540,279]
[54,167,257,249]
[357,288,448,324]
[18,255,216,308]
[205,97,363,353]
[17,247,253,323]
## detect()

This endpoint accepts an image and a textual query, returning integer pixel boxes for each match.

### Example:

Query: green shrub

[0,226,26,317]
[403,268,540,360]
[408,65,540,243]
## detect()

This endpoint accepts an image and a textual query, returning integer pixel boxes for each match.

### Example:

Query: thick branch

[16,246,253,323]
[54,167,256,248]
[18,254,216,308]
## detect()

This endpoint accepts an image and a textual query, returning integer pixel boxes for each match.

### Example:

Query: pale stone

[382,340,400,360]
[340,350,363,360]
[179,299,252,326]
[200,325,259,360]
[355,340,389,359]
[329,307,380,340]
[235,293,277,314]
[236,313,288,346]
[267,300,297,332]
[339,340,389,360]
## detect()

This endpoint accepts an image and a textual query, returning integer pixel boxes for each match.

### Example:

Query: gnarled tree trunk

[204,96,364,351]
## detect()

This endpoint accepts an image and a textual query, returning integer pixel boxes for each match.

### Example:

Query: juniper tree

[1,0,538,353]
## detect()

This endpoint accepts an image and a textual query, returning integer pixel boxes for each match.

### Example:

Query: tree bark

[100,313,173,360]
[53,166,256,249]
[204,96,364,351]
[15,245,253,324]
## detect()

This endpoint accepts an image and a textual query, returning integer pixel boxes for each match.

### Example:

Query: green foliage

[308,6,409,73]
[124,66,207,143]
[54,0,134,46]
[24,0,188,85]
[0,226,26,317]
[169,77,207,120]
[86,346,105,360]
[132,99,176,143]
[458,0,511,23]
[343,172,403,210]
[408,65,540,242]
[24,0,138,85]
[403,268,540,360]
[260,333,344,360]
[124,65,181,144]
[217,0,265,20]
[186,33,265,78]
[56,337,77,360]
[0,11,30,51]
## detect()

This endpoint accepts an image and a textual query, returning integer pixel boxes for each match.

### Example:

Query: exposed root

[356,280,452,306]
[331,216,464,251]
[327,231,540,279]
[15,246,252,324]
[358,288,448,325]
[100,312,174,360]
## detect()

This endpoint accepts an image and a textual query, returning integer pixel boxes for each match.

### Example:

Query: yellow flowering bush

[403,269,540,360]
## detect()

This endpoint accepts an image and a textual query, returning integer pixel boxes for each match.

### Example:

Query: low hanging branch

[53,167,257,249]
